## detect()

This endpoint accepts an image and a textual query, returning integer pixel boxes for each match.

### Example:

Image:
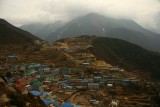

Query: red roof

[17,79,26,83]
[16,84,26,90]
[17,76,36,83]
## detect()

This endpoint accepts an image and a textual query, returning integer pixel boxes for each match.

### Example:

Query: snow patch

[102,28,105,32]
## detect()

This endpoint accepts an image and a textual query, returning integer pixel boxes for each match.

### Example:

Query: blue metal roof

[43,100,50,106]
[62,102,72,107]
[53,101,59,107]
[30,91,41,96]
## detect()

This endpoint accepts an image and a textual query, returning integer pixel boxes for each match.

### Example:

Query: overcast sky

[0,0,160,30]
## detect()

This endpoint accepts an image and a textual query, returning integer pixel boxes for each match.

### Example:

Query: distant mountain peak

[46,13,160,52]
[85,13,103,17]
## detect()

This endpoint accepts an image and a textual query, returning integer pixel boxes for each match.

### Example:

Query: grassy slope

[90,37,160,78]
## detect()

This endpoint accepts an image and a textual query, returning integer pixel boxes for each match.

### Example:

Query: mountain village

[0,36,160,107]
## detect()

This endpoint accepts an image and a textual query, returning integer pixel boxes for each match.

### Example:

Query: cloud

[0,0,160,30]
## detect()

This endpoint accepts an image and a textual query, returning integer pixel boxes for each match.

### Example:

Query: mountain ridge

[47,13,160,52]
[0,19,40,44]
[20,21,64,40]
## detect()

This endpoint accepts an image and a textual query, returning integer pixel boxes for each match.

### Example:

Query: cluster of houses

[1,61,140,107]
[0,38,142,106]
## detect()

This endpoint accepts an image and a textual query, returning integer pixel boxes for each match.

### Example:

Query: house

[70,57,78,63]
[100,76,111,82]
[43,80,51,85]
[17,78,27,84]
[61,83,74,89]
[122,80,131,86]
[50,83,60,90]
[64,48,74,53]
[62,102,72,107]
[78,80,88,86]
[88,83,99,90]
[43,100,51,106]
[71,69,82,74]
[31,80,42,91]
[80,53,95,62]
[89,99,100,105]
[73,104,81,107]
[61,83,68,88]
[52,101,60,107]
[107,79,130,86]
[44,67,51,73]
[63,75,71,80]
[68,79,88,89]
[30,90,42,96]
[26,85,31,90]
[16,84,28,94]
[110,100,118,107]
[107,79,115,84]
[37,64,52,73]
[114,79,122,85]
[51,68,60,78]
[107,84,113,88]
[82,62,90,67]
[89,99,96,103]
[9,65,19,71]
[7,54,17,61]
[93,76,102,82]
[19,65,27,71]
[27,63,41,69]
[99,82,105,87]
[38,67,45,73]
[41,64,52,68]
[74,45,89,49]
[81,53,87,56]
[62,68,72,74]
[110,66,120,71]
[91,100,100,105]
